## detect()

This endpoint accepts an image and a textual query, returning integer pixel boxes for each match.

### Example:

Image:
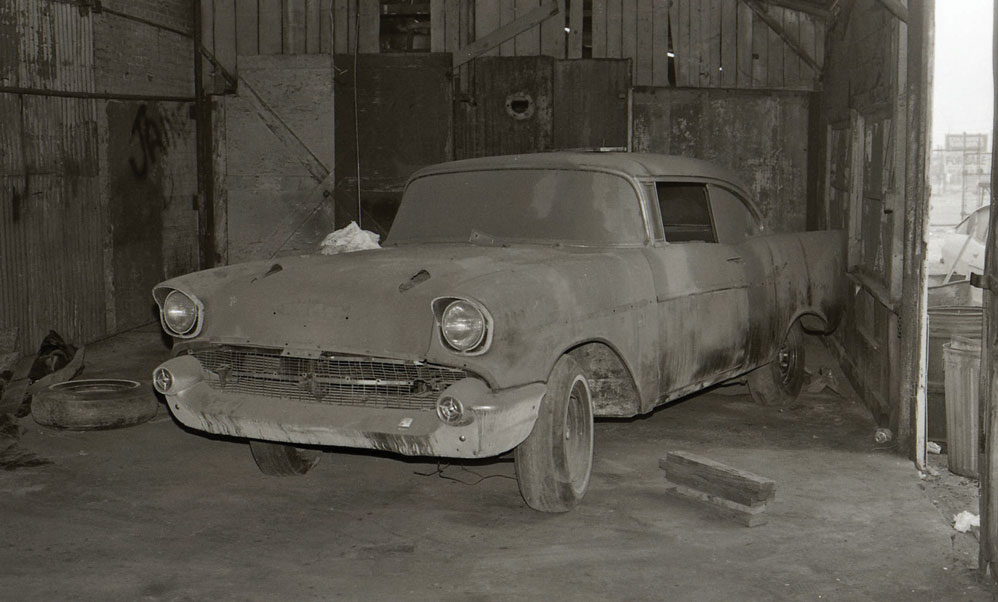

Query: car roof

[410,152,753,198]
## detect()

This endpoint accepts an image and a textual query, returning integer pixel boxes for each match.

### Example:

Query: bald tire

[249,440,321,476]
[515,355,594,513]
[747,322,806,407]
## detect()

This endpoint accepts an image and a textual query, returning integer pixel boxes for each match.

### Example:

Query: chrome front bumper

[155,355,545,458]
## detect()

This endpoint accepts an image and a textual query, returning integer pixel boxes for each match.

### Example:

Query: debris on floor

[953,511,980,533]
[874,428,893,444]
[805,367,842,396]
[0,413,51,471]
[659,451,775,527]
[0,330,84,418]
[318,221,381,255]
[927,441,942,454]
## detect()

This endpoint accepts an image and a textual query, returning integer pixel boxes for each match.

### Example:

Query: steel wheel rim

[777,338,799,387]
[563,377,592,494]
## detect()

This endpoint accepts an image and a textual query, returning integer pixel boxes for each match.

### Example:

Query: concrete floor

[1,325,995,601]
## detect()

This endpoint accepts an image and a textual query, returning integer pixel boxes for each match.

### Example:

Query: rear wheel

[747,322,806,407]
[515,355,594,512]
[249,440,321,476]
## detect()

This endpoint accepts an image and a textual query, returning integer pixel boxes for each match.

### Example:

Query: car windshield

[385,169,646,246]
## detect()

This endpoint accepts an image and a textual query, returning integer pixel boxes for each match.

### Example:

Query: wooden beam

[659,452,776,508]
[873,0,908,23]
[760,0,832,20]
[980,0,998,578]
[742,0,822,73]
[453,0,560,68]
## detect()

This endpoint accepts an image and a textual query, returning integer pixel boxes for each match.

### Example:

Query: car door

[641,180,754,400]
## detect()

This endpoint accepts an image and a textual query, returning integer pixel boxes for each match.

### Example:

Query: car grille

[191,347,472,411]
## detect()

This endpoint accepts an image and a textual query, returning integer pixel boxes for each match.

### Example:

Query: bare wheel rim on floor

[776,338,800,388]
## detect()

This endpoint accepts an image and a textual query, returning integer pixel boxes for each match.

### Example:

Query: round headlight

[440,300,486,352]
[163,290,199,336]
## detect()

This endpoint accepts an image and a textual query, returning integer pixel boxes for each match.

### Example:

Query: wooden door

[553,59,630,150]
[225,55,336,263]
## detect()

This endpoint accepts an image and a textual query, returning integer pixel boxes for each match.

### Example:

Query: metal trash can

[943,335,983,478]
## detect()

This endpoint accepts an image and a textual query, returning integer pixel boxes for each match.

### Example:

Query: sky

[932,0,994,148]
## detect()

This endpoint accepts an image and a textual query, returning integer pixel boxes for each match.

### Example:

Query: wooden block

[659,451,776,507]
[664,481,769,527]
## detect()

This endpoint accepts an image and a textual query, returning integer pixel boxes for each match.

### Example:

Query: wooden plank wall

[817,0,910,439]
[202,0,824,90]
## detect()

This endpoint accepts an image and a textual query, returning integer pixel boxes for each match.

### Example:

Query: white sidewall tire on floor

[515,354,594,512]
[31,379,158,430]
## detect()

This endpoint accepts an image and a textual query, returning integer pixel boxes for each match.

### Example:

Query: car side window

[655,182,716,243]
[709,186,761,244]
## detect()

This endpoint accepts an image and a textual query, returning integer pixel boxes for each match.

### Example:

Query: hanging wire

[352,4,362,228]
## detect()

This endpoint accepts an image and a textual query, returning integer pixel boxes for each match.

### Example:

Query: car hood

[158,245,590,360]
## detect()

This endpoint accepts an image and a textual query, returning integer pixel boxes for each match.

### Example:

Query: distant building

[931,132,991,222]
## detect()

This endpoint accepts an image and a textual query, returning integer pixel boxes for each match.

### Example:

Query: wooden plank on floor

[651,0,669,86]
[736,1,753,87]
[660,451,777,507]
[606,0,622,58]
[306,0,321,53]
[515,0,542,56]
[664,481,770,527]
[592,0,607,57]
[635,0,653,85]
[720,0,737,87]
[235,0,259,56]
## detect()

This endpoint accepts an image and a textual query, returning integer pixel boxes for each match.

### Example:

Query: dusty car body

[152,152,846,511]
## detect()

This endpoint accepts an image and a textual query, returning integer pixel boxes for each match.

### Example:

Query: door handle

[727,256,743,263]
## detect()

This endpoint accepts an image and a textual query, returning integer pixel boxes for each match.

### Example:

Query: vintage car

[151,152,845,512]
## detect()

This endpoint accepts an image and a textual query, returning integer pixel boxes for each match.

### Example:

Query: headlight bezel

[156,288,205,339]
[432,296,493,356]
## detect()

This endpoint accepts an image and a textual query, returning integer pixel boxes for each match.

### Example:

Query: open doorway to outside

[925,0,994,478]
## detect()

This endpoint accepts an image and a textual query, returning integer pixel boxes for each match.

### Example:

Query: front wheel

[747,322,806,407]
[515,355,594,512]
[249,440,321,476]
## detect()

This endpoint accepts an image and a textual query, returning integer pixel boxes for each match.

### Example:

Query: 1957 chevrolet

[152,152,845,512]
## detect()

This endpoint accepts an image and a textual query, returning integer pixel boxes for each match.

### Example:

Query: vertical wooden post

[980,0,998,579]
[194,0,217,269]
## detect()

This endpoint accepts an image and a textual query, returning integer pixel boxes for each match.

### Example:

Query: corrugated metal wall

[1,0,197,354]
[1,1,106,354]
